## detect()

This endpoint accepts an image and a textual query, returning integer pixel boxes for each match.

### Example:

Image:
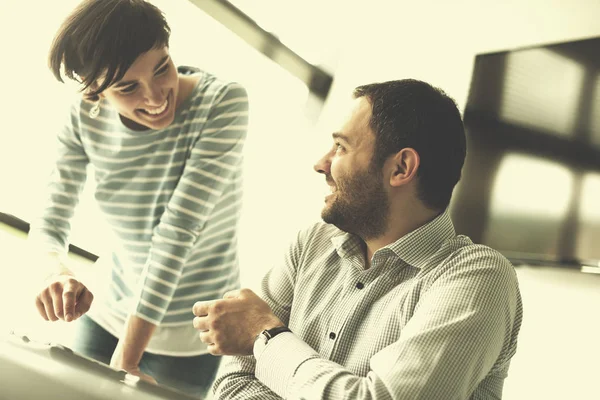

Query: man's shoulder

[448,237,513,266]
[433,236,518,287]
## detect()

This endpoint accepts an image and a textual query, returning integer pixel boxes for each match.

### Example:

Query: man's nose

[313,152,331,175]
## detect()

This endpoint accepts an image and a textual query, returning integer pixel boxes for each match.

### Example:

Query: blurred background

[1,0,599,399]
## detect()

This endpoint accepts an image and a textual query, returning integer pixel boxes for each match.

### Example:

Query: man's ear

[389,148,420,187]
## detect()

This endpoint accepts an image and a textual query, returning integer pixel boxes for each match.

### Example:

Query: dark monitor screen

[450,36,600,267]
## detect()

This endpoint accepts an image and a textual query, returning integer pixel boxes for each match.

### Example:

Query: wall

[317,1,600,398]
[510,266,600,400]
[3,0,600,398]
[319,0,600,128]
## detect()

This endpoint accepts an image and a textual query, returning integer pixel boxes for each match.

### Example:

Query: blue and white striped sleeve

[28,103,89,256]
[133,82,249,325]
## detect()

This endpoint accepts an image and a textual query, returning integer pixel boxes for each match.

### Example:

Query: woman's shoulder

[177,66,247,111]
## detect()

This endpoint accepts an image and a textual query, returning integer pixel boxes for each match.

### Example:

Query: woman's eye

[155,64,169,76]
[120,84,137,94]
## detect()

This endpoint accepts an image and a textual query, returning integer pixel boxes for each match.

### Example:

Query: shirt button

[356,282,364,289]
[329,332,336,340]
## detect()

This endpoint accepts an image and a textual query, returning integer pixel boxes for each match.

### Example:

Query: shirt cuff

[254,332,320,397]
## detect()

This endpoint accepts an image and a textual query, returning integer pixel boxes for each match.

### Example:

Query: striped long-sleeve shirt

[214,210,523,399]
[30,67,248,339]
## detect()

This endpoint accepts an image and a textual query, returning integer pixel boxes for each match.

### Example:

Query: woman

[29,0,248,397]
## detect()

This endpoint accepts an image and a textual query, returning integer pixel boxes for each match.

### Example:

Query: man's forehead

[341,97,369,121]
[336,97,373,139]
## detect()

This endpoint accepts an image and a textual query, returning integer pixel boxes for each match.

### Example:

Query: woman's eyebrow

[153,55,169,72]
[112,56,170,88]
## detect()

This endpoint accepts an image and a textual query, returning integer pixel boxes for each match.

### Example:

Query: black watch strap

[261,326,292,341]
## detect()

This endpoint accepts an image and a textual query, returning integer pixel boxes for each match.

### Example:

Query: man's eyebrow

[332,132,351,144]
[112,56,170,89]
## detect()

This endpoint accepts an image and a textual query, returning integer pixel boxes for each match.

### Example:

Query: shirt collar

[330,209,456,269]
[331,231,363,259]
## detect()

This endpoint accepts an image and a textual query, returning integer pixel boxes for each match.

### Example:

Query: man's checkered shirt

[214,210,523,399]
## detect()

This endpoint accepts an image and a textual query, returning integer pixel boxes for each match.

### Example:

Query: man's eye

[335,142,345,151]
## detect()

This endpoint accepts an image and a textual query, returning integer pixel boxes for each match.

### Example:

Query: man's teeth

[144,99,168,115]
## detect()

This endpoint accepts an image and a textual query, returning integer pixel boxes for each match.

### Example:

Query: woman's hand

[110,340,157,384]
[35,273,94,322]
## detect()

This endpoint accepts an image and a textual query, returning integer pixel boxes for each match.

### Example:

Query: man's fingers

[35,297,49,321]
[198,330,215,346]
[192,301,212,317]
[207,343,222,356]
[193,316,210,331]
[223,290,241,299]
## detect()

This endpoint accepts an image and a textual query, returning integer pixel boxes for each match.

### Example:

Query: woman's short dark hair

[354,79,466,211]
[49,0,171,101]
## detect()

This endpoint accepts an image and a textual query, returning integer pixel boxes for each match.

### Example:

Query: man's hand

[35,273,93,322]
[192,288,284,356]
[110,340,157,384]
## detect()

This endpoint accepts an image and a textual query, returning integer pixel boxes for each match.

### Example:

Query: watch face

[259,332,269,345]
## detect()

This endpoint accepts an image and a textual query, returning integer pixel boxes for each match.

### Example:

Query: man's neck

[362,205,441,268]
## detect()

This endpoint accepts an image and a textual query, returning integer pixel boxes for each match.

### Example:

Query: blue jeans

[70,315,220,399]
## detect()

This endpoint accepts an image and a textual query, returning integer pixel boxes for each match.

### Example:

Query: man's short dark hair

[354,79,466,210]
[48,0,171,101]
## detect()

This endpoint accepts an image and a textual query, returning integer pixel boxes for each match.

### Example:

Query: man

[193,79,523,399]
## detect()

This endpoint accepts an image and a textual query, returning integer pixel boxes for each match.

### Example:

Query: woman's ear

[84,93,100,103]
[389,148,420,187]
[83,82,104,102]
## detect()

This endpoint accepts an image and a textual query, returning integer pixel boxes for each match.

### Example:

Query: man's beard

[321,166,390,240]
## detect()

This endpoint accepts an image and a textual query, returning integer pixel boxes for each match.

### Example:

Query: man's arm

[113,83,249,371]
[209,229,304,399]
[206,248,520,399]
[212,355,282,399]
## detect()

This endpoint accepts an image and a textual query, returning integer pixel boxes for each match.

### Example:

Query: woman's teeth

[143,98,168,115]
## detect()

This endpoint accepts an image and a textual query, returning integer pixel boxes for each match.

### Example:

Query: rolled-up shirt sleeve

[213,229,304,399]
[252,249,519,400]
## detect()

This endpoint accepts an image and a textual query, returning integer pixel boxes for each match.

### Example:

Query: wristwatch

[256,326,292,345]
[254,326,292,357]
